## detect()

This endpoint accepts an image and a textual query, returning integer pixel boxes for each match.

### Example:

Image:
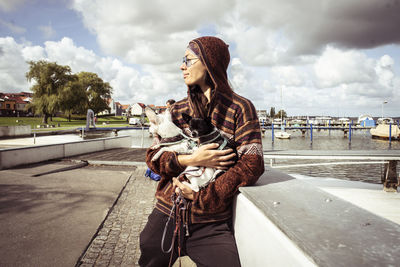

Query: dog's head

[182,113,214,138]
[145,107,182,139]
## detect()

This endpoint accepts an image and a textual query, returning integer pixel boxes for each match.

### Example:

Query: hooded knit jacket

[146,36,265,224]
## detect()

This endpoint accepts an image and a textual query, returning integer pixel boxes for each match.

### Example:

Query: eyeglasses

[182,56,199,67]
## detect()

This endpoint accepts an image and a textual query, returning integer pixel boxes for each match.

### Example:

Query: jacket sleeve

[146,147,186,180]
[191,104,265,213]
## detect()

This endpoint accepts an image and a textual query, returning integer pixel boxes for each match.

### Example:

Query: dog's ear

[181,113,192,124]
[145,107,157,124]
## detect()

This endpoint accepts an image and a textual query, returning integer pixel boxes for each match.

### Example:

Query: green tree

[26,60,74,124]
[269,107,276,118]
[59,78,87,121]
[276,109,287,118]
[77,72,112,114]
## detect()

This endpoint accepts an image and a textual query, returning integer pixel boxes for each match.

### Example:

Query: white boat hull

[275,131,291,139]
[370,124,400,139]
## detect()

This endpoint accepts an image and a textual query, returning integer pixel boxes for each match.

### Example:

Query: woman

[139,36,264,267]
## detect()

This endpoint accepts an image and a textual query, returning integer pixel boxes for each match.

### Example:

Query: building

[128,103,146,116]
[155,106,167,114]
[257,109,268,124]
[0,92,33,116]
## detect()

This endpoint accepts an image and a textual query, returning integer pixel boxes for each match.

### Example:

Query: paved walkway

[78,165,158,267]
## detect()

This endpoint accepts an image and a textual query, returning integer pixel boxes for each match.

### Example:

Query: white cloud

[0,37,30,92]
[270,66,305,87]
[1,0,400,117]
[22,45,45,61]
[0,36,187,106]
[375,55,395,88]
[313,46,375,88]
[72,0,233,66]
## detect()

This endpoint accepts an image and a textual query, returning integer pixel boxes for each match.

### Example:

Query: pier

[1,141,399,266]
[264,150,400,191]
[262,123,400,144]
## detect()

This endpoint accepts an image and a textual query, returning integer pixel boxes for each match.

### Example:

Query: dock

[0,147,156,267]
[1,140,400,266]
[264,150,400,192]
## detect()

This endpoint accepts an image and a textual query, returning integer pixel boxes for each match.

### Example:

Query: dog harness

[197,129,229,150]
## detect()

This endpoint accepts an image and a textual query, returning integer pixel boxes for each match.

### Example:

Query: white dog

[145,107,194,162]
[145,107,225,192]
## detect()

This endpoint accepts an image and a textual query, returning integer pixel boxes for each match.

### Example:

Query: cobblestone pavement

[78,165,158,267]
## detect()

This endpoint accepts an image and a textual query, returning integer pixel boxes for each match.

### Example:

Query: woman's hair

[166,99,175,105]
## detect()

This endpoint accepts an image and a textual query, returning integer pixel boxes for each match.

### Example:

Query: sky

[0,0,399,117]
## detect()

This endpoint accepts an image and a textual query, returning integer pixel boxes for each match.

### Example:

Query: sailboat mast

[280,86,283,123]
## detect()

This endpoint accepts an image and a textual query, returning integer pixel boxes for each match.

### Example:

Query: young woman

[139,36,264,267]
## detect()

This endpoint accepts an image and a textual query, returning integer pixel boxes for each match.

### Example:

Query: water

[262,128,400,150]
[262,129,400,184]
[117,128,400,184]
[1,128,399,184]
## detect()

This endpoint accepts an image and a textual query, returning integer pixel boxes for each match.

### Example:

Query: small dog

[145,107,195,162]
[146,106,235,192]
[180,113,235,191]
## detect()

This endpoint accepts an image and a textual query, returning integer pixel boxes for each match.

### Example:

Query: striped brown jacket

[146,36,264,223]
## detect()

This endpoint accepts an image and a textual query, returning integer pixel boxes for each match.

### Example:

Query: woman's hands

[175,143,236,200]
[177,143,236,170]
[173,178,194,200]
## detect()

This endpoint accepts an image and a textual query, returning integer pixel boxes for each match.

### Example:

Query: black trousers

[139,208,241,267]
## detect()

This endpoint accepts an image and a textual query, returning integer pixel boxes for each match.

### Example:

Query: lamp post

[381,100,388,119]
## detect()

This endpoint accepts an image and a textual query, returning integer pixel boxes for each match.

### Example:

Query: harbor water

[1,128,399,184]
[118,128,399,185]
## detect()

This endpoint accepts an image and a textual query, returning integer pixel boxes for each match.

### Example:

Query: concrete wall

[0,125,31,137]
[233,168,400,267]
[234,193,316,267]
[0,136,131,170]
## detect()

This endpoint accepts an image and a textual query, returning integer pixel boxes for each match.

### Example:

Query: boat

[370,124,400,139]
[377,117,394,125]
[358,114,375,127]
[275,130,291,139]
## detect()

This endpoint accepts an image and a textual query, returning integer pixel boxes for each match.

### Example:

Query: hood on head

[189,36,231,95]
[183,36,233,120]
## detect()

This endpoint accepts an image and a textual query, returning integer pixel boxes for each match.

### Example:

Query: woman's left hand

[172,178,194,200]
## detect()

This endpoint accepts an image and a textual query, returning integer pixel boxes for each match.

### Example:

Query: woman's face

[180,49,207,87]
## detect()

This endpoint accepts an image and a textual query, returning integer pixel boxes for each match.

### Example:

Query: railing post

[329,119,331,135]
[348,122,352,143]
[272,123,274,143]
[141,125,144,148]
[310,123,313,143]
[382,160,398,192]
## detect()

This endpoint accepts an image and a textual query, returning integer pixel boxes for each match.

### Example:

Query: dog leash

[161,188,191,267]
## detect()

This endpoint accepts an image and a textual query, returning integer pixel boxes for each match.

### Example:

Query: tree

[269,107,276,118]
[77,72,112,114]
[26,60,74,124]
[276,109,287,119]
[58,78,87,121]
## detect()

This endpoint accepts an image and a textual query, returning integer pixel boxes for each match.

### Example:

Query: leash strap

[161,188,191,267]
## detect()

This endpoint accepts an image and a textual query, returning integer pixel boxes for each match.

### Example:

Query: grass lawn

[0,116,131,130]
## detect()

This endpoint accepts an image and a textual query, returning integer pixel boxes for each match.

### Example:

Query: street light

[381,100,388,119]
